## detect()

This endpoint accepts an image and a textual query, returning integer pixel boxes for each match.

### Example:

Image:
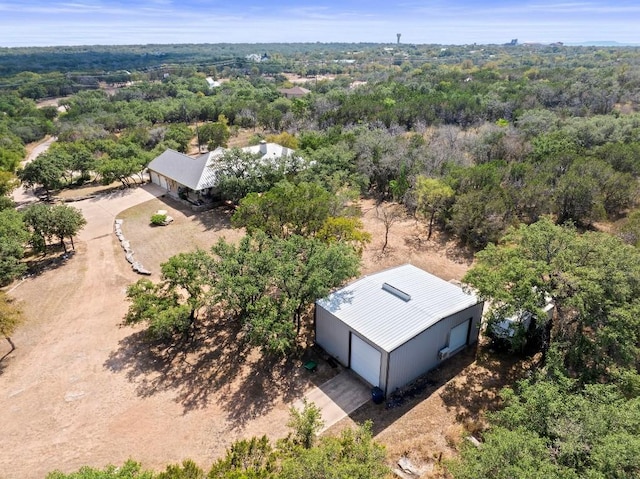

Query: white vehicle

[488,299,554,349]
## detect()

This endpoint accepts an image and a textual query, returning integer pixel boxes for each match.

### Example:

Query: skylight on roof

[382,282,411,302]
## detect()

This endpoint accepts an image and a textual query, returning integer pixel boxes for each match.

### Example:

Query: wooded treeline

[2,43,640,478]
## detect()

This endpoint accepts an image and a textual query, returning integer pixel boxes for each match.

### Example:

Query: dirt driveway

[0,185,338,478]
[0,187,484,478]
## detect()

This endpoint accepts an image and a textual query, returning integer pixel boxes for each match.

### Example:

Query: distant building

[205,77,221,89]
[246,52,270,63]
[278,86,311,99]
[349,80,368,89]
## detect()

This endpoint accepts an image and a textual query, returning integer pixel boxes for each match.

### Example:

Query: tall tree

[197,115,230,151]
[231,181,335,238]
[124,250,213,340]
[24,204,86,253]
[211,232,359,354]
[0,291,23,355]
[48,205,86,252]
[17,153,65,199]
[415,176,454,240]
[464,217,640,383]
[0,208,29,285]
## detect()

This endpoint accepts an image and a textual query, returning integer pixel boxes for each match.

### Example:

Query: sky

[0,1,638,47]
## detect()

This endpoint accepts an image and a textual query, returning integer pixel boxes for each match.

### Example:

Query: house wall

[315,304,351,366]
[385,302,483,396]
[149,171,181,198]
[149,171,164,189]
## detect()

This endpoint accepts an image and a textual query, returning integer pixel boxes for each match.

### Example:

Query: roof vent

[382,282,411,302]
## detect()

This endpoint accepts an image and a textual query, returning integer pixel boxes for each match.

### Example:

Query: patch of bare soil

[358,198,473,279]
[0,186,511,479]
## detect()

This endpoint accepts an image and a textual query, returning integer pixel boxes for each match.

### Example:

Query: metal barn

[315,264,483,397]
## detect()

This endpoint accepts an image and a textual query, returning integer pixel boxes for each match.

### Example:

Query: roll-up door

[350,333,381,387]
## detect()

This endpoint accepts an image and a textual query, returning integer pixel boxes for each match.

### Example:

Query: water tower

[397,33,401,44]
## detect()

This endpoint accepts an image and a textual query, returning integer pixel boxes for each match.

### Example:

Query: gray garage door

[350,333,381,387]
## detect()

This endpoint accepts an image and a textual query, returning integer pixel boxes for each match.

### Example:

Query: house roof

[147,143,295,192]
[147,148,224,191]
[316,264,480,353]
[278,86,311,96]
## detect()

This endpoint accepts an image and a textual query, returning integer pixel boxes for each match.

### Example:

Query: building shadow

[342,347,478,437]
[339,344,532,437]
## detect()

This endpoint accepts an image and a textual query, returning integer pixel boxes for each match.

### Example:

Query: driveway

[295,370,371,432]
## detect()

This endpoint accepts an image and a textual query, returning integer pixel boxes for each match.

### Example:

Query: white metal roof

[317,264,479,353]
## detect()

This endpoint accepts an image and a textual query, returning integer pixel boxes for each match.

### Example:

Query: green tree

[46,459,154,479]
[48,204,86,252]
[0,208,29,285]
[464,375,640,479]
[231,182,335,238]
[23,203,86,254]
[156,460,205,479]
[198,115,230,151]
[164,123,193,153]
[208,436,276,479]
[315,216,371,254]
[415,176,454,240]
[286,399,324,449]
[214,149,304,203]
[553,160,605,226]
[0,291,23,354]
[280,421,388,479]
[449,190,508,250]
[124,250,213,340]
[211,233,359,354]
[265,132,298,149]
[448,426,578,479]
[17,153,65,199]
[464,218,640,382]
[23,202,53,253]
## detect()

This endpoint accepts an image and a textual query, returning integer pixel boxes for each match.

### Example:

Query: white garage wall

[315,305,350,366]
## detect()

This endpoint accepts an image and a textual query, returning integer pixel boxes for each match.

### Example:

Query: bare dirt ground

[1,185,520,479]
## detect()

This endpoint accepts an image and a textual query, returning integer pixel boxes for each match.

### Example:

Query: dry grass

[2,179,533,478]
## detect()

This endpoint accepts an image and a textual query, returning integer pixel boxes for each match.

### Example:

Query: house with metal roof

[315,264,483,397]
[147,141,296,203]
[278,86,311,98]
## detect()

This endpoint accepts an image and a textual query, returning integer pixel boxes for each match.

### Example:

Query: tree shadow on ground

[23,248,76,279]
[149,194,235,233]
[439,345,534,424]
[343,347,477,437]
[192,204,236,232]
[104,313,326,430]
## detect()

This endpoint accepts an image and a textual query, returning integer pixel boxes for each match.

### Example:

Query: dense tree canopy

[452,218,640,479]
[0,207,29,284]
[6,42,640,479]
